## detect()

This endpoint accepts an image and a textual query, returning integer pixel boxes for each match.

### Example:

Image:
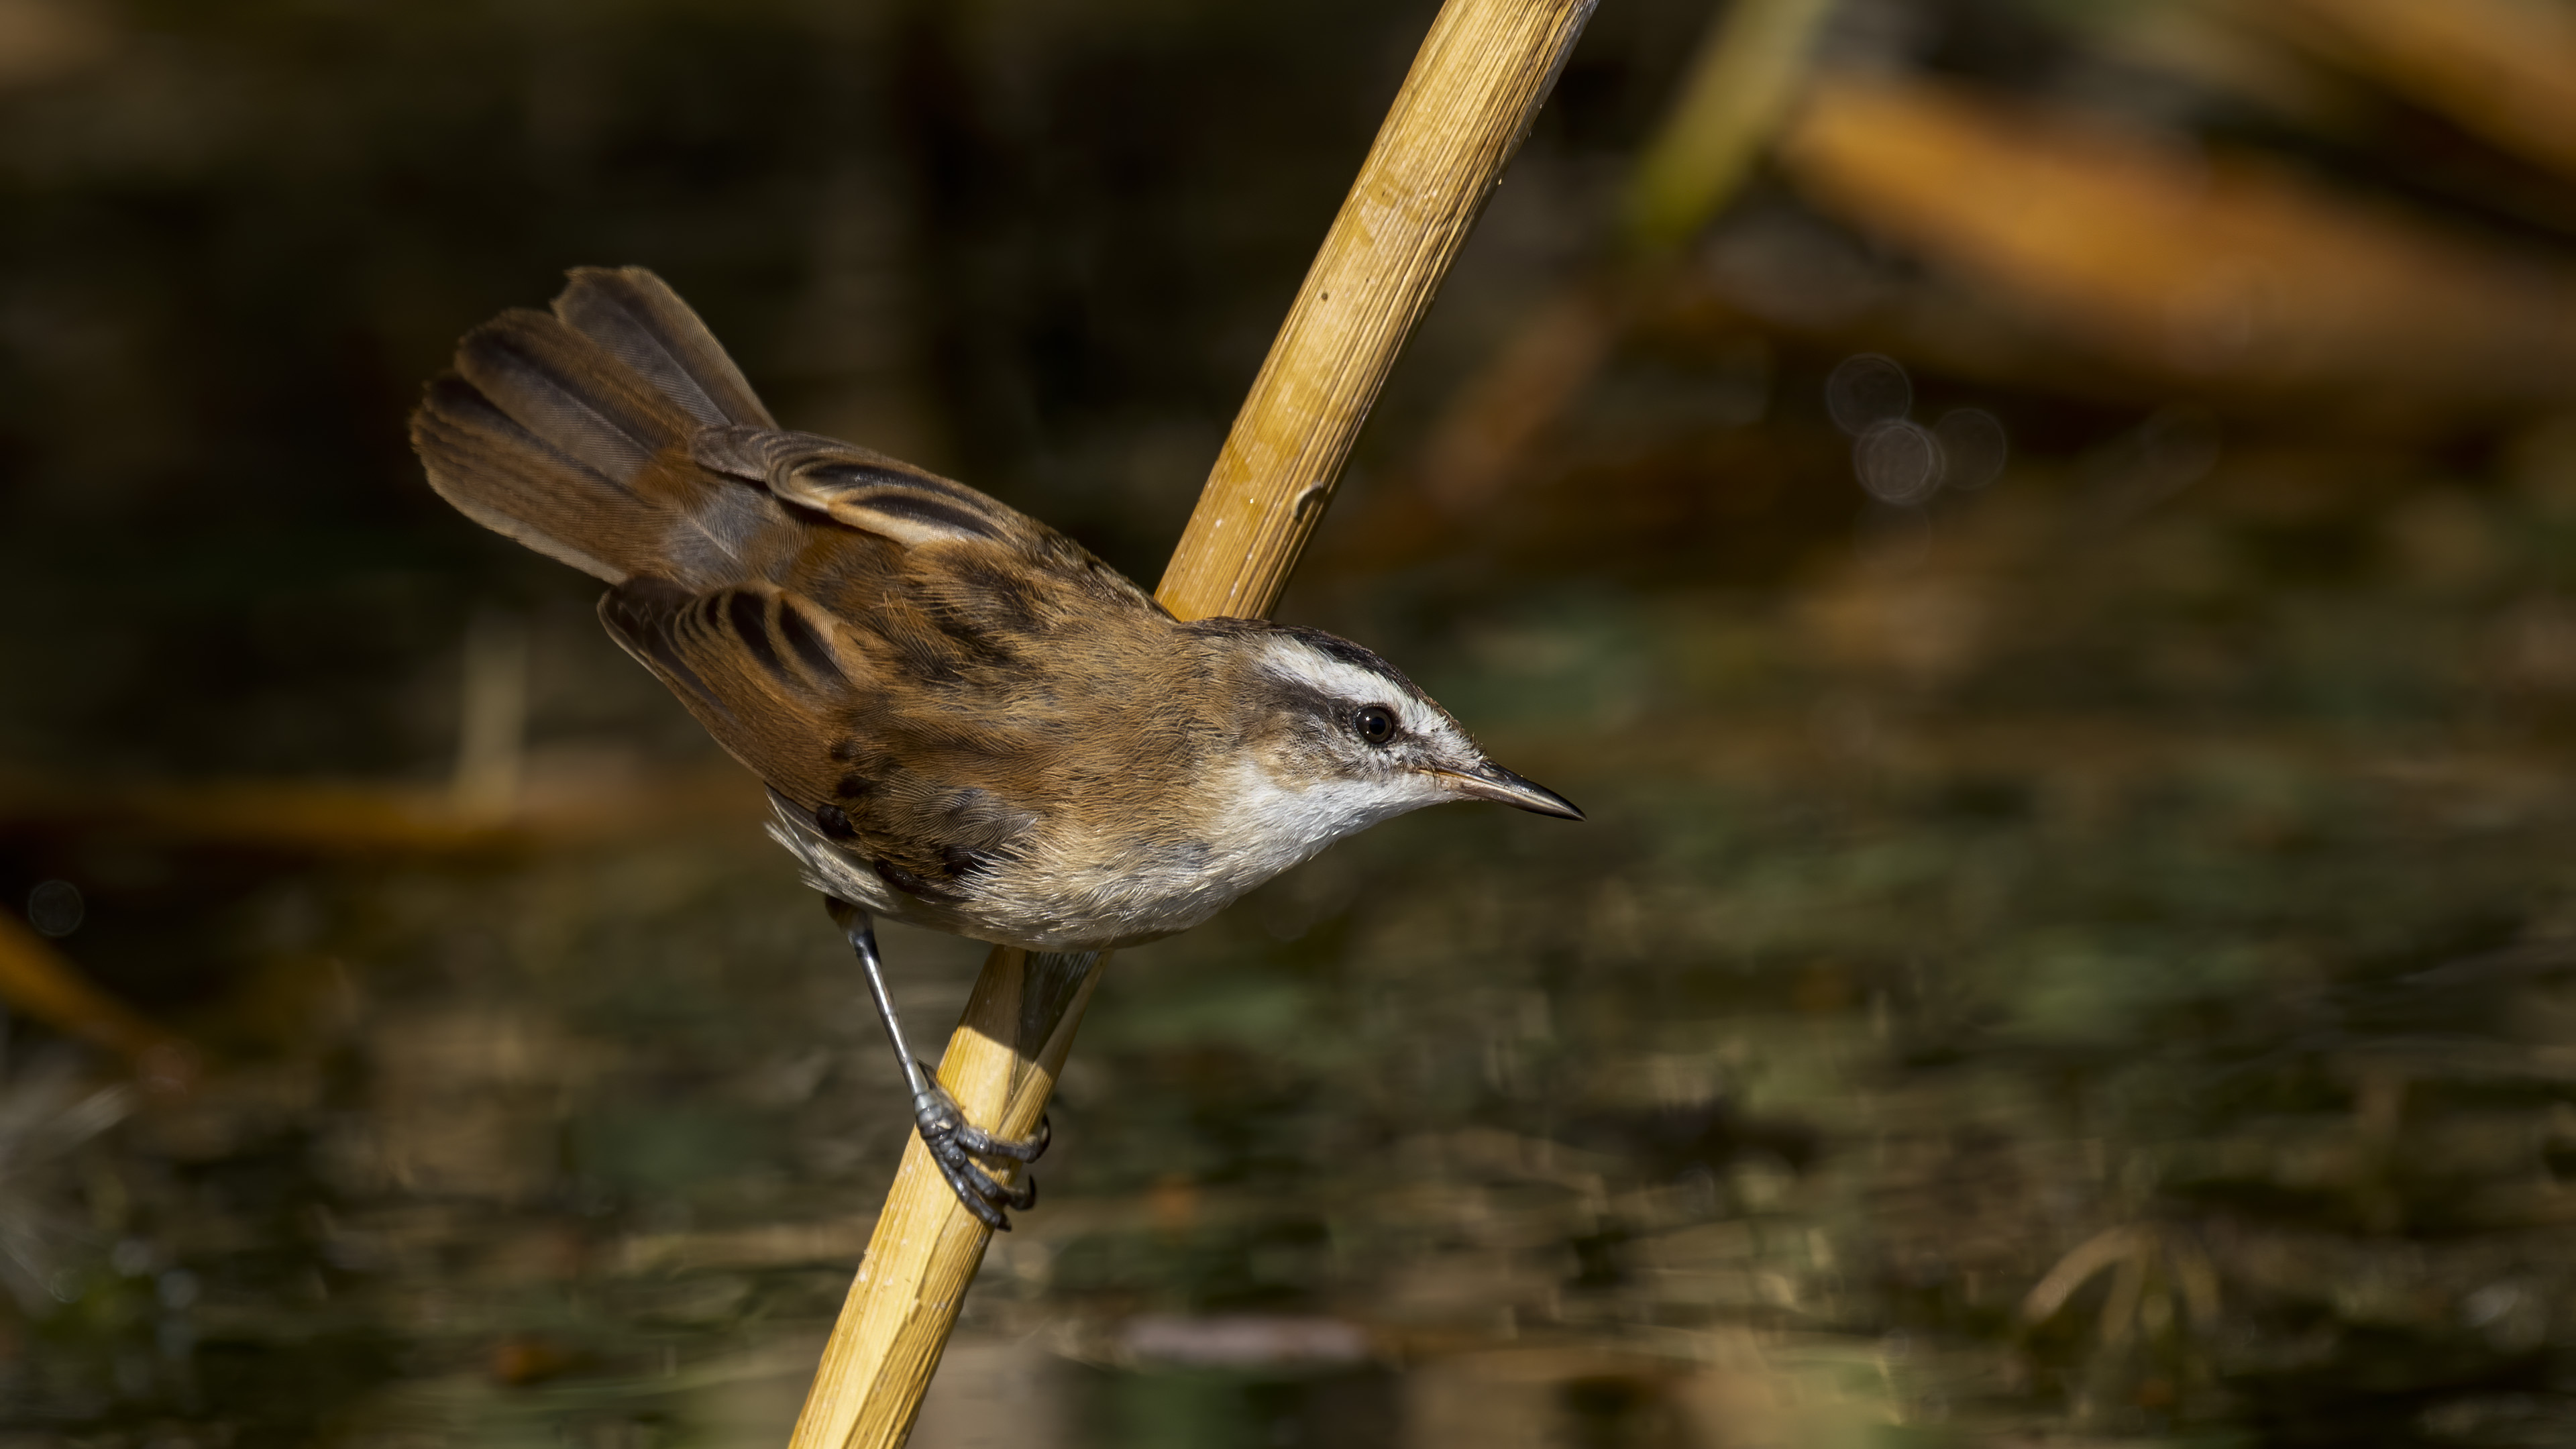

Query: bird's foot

[912,1084,1049,1230]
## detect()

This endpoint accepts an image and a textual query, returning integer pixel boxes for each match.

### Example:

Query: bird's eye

[1354,704,1397,745]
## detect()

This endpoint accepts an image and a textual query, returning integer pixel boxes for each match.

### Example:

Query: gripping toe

[913,1085,1044,1229]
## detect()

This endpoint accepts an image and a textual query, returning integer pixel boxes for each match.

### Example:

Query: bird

[410,266,1581,1226]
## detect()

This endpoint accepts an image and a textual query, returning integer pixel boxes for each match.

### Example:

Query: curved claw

[925,1140,1012,1230]
[912,1086,1043,1228]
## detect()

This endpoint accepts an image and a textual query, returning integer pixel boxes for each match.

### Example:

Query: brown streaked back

[414,267,1233,941]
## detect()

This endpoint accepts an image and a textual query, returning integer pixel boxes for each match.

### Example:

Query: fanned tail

[410,266,780,585]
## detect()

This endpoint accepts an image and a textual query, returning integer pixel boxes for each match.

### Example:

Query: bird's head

[1201,621,1581,857]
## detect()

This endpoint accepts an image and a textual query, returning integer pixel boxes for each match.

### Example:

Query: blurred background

[6,0,2576,1442]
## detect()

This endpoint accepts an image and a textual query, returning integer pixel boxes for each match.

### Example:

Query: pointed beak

[1426,762,1586,820]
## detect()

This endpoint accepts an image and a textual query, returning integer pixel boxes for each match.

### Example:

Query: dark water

[7,2,2576,1445]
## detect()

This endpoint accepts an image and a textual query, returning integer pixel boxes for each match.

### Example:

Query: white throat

[1200,754,1438,890]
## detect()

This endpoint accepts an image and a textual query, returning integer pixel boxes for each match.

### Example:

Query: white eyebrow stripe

[1262,638,1399,702]
[1261,638,1460,743]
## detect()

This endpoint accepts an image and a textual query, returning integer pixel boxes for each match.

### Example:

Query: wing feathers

[595,568,1049,904]
[600,576,860,729]
[598,578,743,724]
[689,427,1030,549]
[775,597,851,685]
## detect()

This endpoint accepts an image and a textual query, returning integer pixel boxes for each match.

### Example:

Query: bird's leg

[828,899,1046,1230]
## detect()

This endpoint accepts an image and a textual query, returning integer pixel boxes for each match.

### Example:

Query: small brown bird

[411,268,1579,1224]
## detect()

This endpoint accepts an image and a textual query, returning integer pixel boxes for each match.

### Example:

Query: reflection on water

[9,450,2576,1446]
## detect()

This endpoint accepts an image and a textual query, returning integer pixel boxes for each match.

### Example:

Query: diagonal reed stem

[786,3,1597,1444]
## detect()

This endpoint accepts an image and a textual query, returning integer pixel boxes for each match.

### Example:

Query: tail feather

[553,267,776,431]
[453,308,682,481]
[413,375,637,582]
[411,266,784,586]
